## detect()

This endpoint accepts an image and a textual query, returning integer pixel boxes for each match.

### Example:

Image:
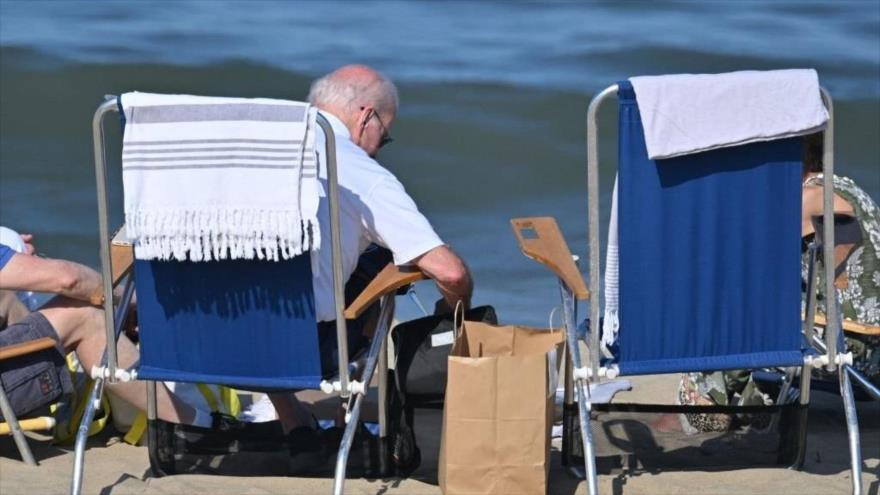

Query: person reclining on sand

[266,64,473,466]
[0,234,216,430]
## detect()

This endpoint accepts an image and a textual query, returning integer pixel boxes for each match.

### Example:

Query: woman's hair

[803,132,824,174]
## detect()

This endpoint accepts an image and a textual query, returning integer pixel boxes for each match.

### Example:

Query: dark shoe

[213,412,285,452]
[181,413,245,454]
[211,411,246,432]
[185,413,285,454]
[287,426,329,475]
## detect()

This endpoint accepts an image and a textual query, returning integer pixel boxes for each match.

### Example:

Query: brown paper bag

[439,315,563,495]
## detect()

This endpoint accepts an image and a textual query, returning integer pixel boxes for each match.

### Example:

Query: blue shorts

[0,312,73,419]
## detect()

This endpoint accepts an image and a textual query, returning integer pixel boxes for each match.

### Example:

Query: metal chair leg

[576,382,599,495]
[334,392,365,494]
[70,277,134,494]
[377,330,389,475]
[333,294,395,495]
[785,365,811,470]
[840,366,863,495]
[0,383,37,466]
[845,365,880,401]
[559,281,598,495]
[561,342,577,470]
[70,378,104,495]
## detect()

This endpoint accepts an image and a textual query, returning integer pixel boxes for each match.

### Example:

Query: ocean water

[1,0,878,324]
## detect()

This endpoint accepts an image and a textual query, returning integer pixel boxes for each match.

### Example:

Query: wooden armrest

[0,337,56,361]
[111,226,134,287]
[343,263,426,319]
[510,217,589,300]
[808,312,880,336]
[111,244,134,287]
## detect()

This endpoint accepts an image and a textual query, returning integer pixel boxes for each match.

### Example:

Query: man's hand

[19,234,35,255]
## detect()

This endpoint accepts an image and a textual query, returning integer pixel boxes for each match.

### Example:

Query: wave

[1,46,876,207]
[1,44,876,326]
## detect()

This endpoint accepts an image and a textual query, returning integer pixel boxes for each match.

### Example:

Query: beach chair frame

[587,84,865,494]
[514,84,869,495]
[70,97,413,495]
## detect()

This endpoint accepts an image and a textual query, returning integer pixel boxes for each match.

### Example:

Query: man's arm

[0,253,104,305]
[414,245,473,312]
[358,171,473,311]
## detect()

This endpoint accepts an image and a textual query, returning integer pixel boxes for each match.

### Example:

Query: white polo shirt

[311,111,444,322]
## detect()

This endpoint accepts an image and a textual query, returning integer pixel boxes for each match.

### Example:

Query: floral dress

[803,174,880,383]
[678,174,880,433]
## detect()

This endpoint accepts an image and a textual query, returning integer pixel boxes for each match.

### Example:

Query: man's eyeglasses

[362,107,394,149]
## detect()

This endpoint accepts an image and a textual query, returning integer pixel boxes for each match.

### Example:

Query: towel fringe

[601,309,619,359]
[126,209,320,262]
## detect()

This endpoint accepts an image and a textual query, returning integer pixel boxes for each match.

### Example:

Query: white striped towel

[602,177,619,354]
[120,92,321,262]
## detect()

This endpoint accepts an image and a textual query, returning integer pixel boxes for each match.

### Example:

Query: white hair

[307,69,399,115]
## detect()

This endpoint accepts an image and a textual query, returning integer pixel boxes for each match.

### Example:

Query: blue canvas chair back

[615,81,805,376]
[134,255,323,390]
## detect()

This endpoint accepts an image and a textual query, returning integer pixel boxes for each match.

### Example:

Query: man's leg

[267,393,314,434]
[0,289,28,328]
[38,297,199,425]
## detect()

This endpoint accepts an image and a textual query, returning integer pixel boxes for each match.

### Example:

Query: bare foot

[652,413,684,433]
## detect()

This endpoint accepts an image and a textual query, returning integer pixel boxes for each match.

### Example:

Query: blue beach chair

[512,80,867,494]
[69,96,423,495]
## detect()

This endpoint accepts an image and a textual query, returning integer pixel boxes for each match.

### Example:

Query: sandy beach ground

[1,374,877,495]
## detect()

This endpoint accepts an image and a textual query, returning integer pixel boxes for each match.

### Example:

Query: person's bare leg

[0,289,29,327]
[652,413,684,433]
[38,297,198,425]
[268,393,314,434]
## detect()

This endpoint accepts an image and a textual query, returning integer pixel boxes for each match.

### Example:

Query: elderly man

[270,65,473,464]
[0,237,209,428]
[308,64,472,315]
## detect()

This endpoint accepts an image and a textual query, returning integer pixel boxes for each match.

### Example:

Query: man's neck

[317,107,353,138]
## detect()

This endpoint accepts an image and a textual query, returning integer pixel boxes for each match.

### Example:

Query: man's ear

[351,106,372,145]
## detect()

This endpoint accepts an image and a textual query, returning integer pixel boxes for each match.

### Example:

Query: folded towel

[630,69,828,160]
[121,92,321,262]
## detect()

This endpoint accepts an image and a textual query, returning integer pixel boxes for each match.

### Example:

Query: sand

[1,375,877,495]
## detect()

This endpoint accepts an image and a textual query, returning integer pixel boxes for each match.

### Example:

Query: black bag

[386,305,498,476]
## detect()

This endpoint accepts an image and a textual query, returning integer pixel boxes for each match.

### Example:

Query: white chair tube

[92,98,119,383]
[586,85,618,382]
[819,88,839,369]
[316,113,351,400]
[74,100,135,495]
